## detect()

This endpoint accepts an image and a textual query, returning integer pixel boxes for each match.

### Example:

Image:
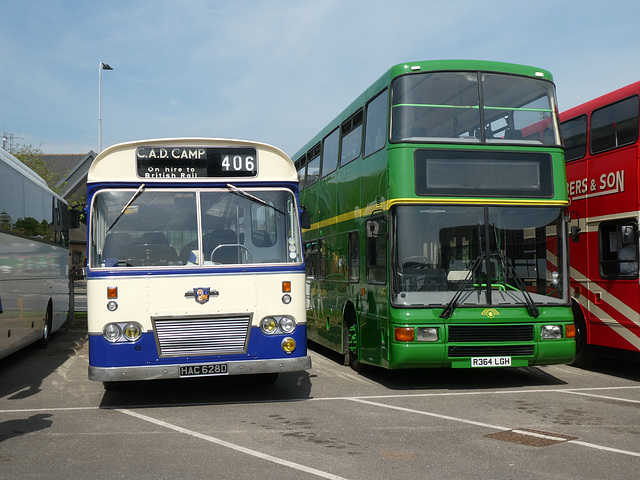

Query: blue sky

[1,0,639,157]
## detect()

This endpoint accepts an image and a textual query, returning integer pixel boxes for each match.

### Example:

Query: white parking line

[311,385,640,402]
[344,396,640,458]
[3,385,639,462]
[560,390,640,404]
[117,408,350,480]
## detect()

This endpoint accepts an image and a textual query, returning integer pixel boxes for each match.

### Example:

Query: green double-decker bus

[294,60,575,371]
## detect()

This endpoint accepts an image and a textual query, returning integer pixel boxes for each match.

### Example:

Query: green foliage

[12,217,54,240]
[0,211,11,231]
[9,143,65,189]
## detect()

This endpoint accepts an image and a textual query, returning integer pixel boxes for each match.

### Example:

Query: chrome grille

[153,314,251,357]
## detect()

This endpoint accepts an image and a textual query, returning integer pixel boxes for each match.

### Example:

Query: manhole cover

[485,428,578,447]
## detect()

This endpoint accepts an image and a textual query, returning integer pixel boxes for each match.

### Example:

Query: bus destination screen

[136,146,258,178]
[414,149,553,198]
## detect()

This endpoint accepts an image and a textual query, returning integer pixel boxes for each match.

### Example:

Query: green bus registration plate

[470,357,512,367]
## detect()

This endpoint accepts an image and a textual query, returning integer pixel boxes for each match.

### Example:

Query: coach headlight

[103,323,122,342]
[260,316,297,335]
[279,316,296,334]
[281,337,296,354]
[260,317,278,335]
[123,322,142,341]
[541,325,563,339]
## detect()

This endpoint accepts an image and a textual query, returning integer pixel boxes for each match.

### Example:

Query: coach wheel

[571,308,594,368]
[345,319,363,372]
[36,304,52,349]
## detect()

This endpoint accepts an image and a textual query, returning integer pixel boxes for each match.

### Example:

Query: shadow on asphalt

[572,355,640,382]
[0,322,87,401]
[308,340,569,391]
[98,371,313,409]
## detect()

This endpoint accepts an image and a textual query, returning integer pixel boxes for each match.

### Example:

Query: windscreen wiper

[491,225,539,318]
[495,253,540,318]
[440,254,483,319]
[227,183,285,216]
[441,223,485,319]
[106,183,146,234]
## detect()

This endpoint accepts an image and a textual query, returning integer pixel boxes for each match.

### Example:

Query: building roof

[39,152,96,203]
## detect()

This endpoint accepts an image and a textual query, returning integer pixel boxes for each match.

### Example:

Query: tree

[10,143,65,191]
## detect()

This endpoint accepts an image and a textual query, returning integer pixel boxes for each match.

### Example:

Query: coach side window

[340,110,363,166]
[348,231,360,283]
[366,216,387,284]
[364,90,388,157]
[599,219,638,279]
[560,115,587,162]
[304,239,319,278]
[591,96,639,155]
[306,146,321,186]
[321,129,339,177]
[295,156,306,189]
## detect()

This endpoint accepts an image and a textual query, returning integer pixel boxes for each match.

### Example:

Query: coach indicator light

[281,337,296,354]
[395,327,415,342]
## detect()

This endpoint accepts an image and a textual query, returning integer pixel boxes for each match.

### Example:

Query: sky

[1,0,639,157]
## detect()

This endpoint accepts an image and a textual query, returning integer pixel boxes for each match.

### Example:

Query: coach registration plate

[180,363,228,377]
[470,356,511,367]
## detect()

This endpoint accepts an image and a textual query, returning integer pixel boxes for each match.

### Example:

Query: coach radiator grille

[448,345,535,357]
[448,325,534,342]
[152,314,251,357]
[447,325,534,358]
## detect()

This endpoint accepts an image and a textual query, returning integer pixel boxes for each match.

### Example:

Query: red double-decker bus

[560,81,640,365]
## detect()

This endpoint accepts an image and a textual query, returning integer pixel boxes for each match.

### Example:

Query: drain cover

[485,428,578,447]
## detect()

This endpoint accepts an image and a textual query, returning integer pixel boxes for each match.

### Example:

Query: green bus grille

[448,325,534,342]
[448,345,535,357]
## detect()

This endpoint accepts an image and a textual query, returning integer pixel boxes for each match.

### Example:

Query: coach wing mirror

[571,226,581,243]
[568,211,581,242]
[69,209,81,229]
[622,223,638,244]
[366,217,387,238]
[300,207,311,229]
[367,220,379,238]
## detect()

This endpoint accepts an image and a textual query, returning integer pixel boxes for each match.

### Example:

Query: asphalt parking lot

[1,324,639,480]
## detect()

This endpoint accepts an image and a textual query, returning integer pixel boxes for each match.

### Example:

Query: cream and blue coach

[86,138,310,388]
